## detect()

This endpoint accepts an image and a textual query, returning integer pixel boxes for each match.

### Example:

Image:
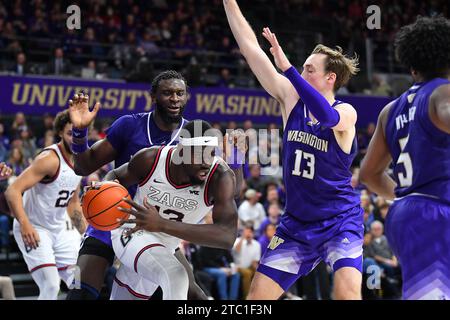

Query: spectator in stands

[238,189,266,231]
[6,146,28,177]
[17,128,37,163]
[46,47,72,76]
[198,245,240,300]
[11,112,28,139]
[232,224,261,298]
[258,203,282,237]
[366,221,400,278]
[9,52,32,75]
[216,68,235,88]
[246,164,267,194]
[370,73,393,97]
[258,223,277,256]
[0,123,9,162]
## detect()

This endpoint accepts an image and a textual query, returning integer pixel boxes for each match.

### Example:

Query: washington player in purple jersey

[65,71,202,300]
[224,0,363,299]
[360,16,450,300]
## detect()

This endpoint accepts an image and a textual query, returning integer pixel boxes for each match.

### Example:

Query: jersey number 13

[291,149,315,180]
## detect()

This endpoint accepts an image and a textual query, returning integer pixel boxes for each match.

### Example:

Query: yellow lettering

[57,86,73,106]
[226,95,239,114]
[238,96,253,115]
[104,89,119,109]
[143,91,153,111]
[117,90,127,110]
[196,94,215,113]
[127,90,142,111]
[47,85,56,106]
[211,95,226,114]
[29,85,49,106]
[12,83,30,105]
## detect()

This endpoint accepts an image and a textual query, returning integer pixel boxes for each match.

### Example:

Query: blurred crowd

[0,110,401,299]
[0,0,448,93]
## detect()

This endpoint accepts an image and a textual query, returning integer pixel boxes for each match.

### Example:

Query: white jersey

[132,146,223,252]
[22,144,82,232]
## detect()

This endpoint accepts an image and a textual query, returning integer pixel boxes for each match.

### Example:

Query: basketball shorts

[79,235,115,266]
[13,220,79,273]
[258,205,364,291]
[385,195,450,300]
[110,227,182,299]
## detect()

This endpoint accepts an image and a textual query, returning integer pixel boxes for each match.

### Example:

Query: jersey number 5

[397,136,413,187]
[291,149,315,179]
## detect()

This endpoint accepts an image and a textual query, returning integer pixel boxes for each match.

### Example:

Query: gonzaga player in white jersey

[102,120,239,300]
[5,110,83,300]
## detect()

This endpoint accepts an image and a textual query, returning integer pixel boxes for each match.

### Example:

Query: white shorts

[111,227,180,298]
[13,220,79,273]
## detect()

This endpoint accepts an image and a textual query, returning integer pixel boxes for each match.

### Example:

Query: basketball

[81,181,131,231]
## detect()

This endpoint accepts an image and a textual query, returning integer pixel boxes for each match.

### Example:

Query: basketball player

[5,110,83,300]
[224,0,363,299]
[67,70,244,300]
[103,120,238,299]
[360,16,450,300]
[0,163,13,180]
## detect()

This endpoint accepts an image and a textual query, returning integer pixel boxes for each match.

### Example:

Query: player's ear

[327,72,336,83]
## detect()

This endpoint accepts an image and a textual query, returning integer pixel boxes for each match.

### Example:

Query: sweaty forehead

[158,79,186,91]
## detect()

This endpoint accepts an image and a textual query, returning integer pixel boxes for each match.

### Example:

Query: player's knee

[39,280,60,299]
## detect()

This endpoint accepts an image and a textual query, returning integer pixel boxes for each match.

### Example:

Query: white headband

[179,137,219,147]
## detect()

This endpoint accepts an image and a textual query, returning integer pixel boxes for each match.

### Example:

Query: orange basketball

[82,181,131,231]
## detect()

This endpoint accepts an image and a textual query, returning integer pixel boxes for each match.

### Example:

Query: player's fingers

[122,198,146,212]
[69,99,73,107]
[117,217,137,226]
[117,206,134,215]
[92,102,101,115]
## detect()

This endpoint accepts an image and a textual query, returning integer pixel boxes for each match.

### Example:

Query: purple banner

[0,75,393,127]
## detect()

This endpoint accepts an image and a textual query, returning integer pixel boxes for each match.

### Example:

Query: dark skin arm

[429,83,450,134]
[120,165,238,250]
[359,101,397,200]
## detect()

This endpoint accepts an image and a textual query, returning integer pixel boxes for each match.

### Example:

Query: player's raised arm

[359,102,397,200]
[5,151,59,249]
[223,0,297,123]
[68,92,117,176]
[429,83,450,134]
[262,27,357,131]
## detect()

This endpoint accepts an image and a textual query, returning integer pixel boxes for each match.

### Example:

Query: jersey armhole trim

[165,147,192,189]
[39,148,60,184]
[204,163,220,207]
[138,147,164,187]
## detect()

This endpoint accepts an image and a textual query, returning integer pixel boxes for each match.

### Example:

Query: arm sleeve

[105,115,134,152]
[284,66,340,127]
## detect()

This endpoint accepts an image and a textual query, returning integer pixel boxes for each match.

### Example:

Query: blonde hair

[311,44,360,92]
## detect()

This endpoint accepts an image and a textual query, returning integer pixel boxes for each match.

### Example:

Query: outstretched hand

[118,197,163,236]
[0,162,13,181]
[68,92,101,129]
[262,27,292,72]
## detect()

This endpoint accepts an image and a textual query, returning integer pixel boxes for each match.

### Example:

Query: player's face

[301,53,331,92]
[60,123,74,154]
[184,146,215,185]
[154,79,188,123]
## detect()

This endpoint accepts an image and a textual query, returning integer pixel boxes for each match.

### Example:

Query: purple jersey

[282,100,360,222]
[86,112,188,245]
[385,78,450,203]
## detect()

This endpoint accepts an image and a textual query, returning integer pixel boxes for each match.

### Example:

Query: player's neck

[153,109,182,132]
[58,141,74,164]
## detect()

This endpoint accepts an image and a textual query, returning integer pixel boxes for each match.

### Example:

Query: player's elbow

[359,165,373,186]
[73,163,92,176]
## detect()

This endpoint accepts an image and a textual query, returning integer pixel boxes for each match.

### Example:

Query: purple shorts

[258,206,364,291]
[385,195,450,300]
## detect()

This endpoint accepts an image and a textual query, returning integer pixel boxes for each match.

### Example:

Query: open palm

[68,92,101,129]
[262,27,291,72]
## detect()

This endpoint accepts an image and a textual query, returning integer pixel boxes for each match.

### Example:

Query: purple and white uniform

[258,99,364,291]
[385,78,450,300]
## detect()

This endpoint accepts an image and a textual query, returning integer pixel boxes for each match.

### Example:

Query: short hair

[394,16,450,79]
[179,119,213,138]
[151,70,187,95]
[53,110,71,135]
[311,44,360,92]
